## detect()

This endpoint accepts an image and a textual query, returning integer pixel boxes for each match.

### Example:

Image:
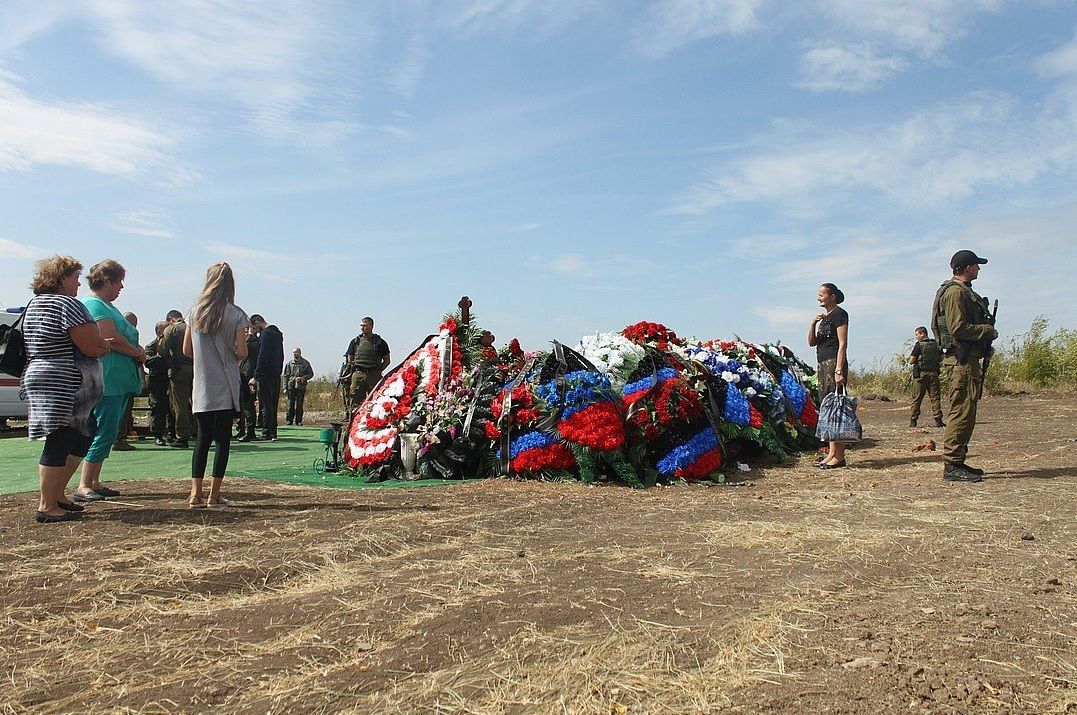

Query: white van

[0,310,28,419]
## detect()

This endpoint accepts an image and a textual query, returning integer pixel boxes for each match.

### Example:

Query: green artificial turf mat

[0,426,452,495]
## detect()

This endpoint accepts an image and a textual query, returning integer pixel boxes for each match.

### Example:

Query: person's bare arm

[235,328,248,361]
[835,323,849,385]
[98,319,146,362]
[807,314,823,347]
[69,323,110,357]
[182,324,193,358]
[381,354,391,371]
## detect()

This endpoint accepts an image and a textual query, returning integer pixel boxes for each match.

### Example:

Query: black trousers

[237,377,256,436]
[148,376,175,440]
[192,409,235,479]
[257,379,281,438]
[286,387,306,425]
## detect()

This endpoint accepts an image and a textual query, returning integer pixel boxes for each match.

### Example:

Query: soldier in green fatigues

[930,250,998,483]
[158,309,195,448]
[340,316,390,414]
[908,326,944,428]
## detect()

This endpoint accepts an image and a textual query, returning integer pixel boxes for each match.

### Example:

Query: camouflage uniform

[909,338,944,426]
[144,336,175,441]
[158,320,195,441]
[931,279,996,471]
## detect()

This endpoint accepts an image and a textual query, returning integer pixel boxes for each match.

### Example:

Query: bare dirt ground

[0,394,1074,714]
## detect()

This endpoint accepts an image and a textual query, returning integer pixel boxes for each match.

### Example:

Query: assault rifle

[980,298,999,394]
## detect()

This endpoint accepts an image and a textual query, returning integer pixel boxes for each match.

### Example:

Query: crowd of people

[17,256,394,522]
[18,247,996,523]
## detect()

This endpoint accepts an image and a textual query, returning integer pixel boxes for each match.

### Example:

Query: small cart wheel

[313,457,326,474]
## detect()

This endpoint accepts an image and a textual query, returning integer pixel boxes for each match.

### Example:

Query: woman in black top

[807,282,849,468]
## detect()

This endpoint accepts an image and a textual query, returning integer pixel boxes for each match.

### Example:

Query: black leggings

[40,427,93,467]
[192,410,235,479]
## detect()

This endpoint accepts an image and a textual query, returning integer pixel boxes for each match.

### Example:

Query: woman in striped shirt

[21,256,110,523]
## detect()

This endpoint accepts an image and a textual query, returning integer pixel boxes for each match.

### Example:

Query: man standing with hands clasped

[931,250,998,483]
[283,347,314,426]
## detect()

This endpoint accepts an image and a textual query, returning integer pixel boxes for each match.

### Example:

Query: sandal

[206,496,231,508]
[189,495,207,509]
[818,460,848,469]
[57,500,85,512]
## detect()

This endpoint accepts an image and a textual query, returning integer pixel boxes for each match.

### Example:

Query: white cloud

[441,0,600,35]
[632,0,763,57]
[110,209,174,239]
[0,236,47,260]
[84,0,365,140]
[0,69,178,177]
[797,0,1004,92]
[552,253,590,275]
[389,33,428,99]
[207,241,291,264]
[514,222,542,232]
[797,43,908,92]
[819,0,1001,58]
[670,90,1076,214]
[1037,29,1077,79]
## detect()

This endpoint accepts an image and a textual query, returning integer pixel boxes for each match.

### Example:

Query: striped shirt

[20,294,103,439]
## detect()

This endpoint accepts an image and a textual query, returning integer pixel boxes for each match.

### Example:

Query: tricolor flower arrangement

[655,426,723,482]
[535,370,625,452]
[499,430,576,474]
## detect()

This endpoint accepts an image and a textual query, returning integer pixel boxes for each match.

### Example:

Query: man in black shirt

[249,314,284,441]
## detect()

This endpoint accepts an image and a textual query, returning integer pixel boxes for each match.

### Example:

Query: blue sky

[2,0,1076,377]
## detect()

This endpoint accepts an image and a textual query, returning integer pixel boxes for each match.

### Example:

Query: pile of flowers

[345,310,820,486]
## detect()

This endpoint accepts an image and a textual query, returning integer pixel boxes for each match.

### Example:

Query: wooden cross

[458,296,472,325]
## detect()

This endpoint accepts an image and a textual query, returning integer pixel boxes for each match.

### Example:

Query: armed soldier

[340,316,390,413]
[908,326,944,428]
[930,250,998,483]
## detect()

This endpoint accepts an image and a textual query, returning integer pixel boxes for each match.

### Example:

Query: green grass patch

[0,426,451,495]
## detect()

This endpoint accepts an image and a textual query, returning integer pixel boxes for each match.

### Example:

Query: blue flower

[723,382,751,426]
[537,370,615,419]
[497,430,558,459]
[657,428,720,475]
[779,370,807,415]
[622,367,677,398]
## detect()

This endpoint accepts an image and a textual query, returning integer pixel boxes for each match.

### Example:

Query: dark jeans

[192,410,235,479]
[148,376,175,440]
[238,376,256,436]
[286,387,306,425]
[257,379,281,438]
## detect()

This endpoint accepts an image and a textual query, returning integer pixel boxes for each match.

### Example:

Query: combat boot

[934,418,945,427]
[944,463,982,482]
[909,418,917,428]
[956,463,985,476]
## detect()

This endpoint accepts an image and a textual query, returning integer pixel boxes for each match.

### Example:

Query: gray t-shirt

[190,304,249,414]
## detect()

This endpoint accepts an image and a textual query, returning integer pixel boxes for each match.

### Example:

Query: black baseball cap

[950,250,988,270]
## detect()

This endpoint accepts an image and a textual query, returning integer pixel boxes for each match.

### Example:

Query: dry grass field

[1,394,1074,714]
